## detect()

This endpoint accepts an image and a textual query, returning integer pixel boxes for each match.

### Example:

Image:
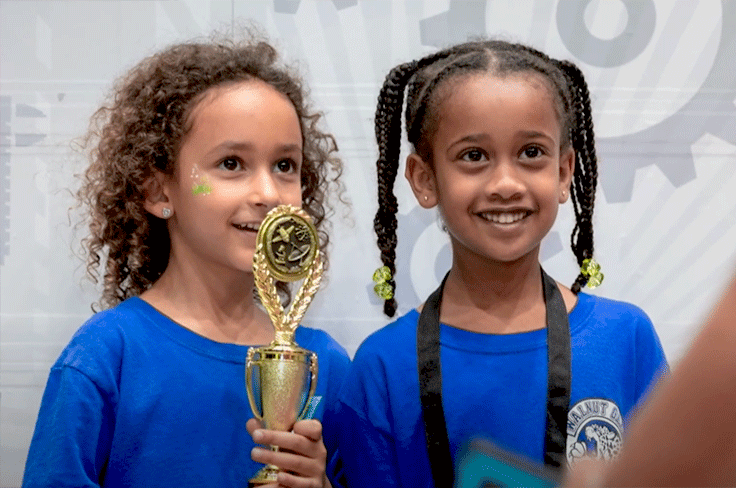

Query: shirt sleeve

[634,313,669,403]
[329,398,402,488]
[315,334,352,487]
[22,365,114,488]
[322,345,351,451]
[327,338,406,488]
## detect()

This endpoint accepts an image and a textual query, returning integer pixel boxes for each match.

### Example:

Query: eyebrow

[205,140,302,157]
[447,133,489,150]
[517,130,555,142]
[448,130,555,150]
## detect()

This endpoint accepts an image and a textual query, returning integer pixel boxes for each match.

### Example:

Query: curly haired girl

[23,30,349,488]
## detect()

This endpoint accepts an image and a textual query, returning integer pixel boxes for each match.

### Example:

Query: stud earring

[424,195,428,202]
[561,190,567,199]
[161,208,172,219]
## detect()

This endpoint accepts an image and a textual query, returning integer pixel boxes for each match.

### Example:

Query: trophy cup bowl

[246,345,318,483]
[245,205,324,486]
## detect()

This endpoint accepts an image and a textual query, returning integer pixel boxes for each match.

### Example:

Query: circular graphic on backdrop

[420,0,723,138]
[556,0,722,138]
[557,0,656,67]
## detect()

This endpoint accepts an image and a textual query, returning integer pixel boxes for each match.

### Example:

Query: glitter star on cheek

[191,182,212,195]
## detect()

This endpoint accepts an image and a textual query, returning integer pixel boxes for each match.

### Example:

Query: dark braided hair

[373,39,599,316]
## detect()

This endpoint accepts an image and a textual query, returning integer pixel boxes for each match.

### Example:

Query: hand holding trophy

[246,204,324,486]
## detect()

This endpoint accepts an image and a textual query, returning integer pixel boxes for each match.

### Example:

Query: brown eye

[274,158,297,173]
[522,146,542,159]
[218,157,242,171]
[460,149,486,162]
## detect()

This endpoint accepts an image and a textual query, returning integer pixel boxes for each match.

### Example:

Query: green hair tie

[581,258,604,289]
[372,266,394,300]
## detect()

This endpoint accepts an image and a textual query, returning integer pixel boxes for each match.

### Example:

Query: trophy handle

[296,353,319,421]
[245,347,264,421]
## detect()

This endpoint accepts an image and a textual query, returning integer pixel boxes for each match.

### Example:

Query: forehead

[433,72,561,142]
[174,79,303,173]
[187,80,298,129]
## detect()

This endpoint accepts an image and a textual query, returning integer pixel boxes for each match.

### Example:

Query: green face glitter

[192,181,212,195]
[190,165,212,196]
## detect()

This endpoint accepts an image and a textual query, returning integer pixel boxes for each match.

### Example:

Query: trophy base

[248,465,279,486]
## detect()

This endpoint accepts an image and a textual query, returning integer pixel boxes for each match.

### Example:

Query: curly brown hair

[77,31,342,310]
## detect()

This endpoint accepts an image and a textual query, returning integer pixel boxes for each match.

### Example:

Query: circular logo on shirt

[566,398,624,465]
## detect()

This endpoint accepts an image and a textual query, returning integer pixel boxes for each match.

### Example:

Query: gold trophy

[246,204,323,486]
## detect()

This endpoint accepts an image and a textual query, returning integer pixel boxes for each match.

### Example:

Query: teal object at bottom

[455,440,558,488]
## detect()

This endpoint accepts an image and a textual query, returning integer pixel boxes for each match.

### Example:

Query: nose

[487,160,525,201]
[248,168,280,209]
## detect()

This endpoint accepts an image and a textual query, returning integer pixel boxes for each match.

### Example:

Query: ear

[405,153,438,208]
[142,171,172,218]
[559,147,575,204]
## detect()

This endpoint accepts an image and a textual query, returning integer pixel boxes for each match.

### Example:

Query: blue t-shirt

[23,297,350,488]
[330,292,667,488]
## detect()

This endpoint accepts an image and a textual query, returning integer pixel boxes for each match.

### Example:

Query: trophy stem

[248,446,280,486]
[274,330,294,345]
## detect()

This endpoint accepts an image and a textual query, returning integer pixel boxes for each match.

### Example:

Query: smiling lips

[478,210,531,224]
[233,222,260,232]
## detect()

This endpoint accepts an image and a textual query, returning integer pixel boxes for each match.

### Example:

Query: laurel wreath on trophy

[283,253,323,327]
[253,205,324,339]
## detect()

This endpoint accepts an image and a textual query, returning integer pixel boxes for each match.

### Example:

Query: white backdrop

[2,1,736,486]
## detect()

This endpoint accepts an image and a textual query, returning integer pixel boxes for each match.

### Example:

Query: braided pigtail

[373,47,476,317]
[374,61,419,317]
[557,60,599,293]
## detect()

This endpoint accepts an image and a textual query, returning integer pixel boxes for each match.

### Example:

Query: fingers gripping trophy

[246,205,323,486]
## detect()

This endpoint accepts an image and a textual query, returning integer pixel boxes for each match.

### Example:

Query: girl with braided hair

[330,39,666,487]
[23,30,349,488]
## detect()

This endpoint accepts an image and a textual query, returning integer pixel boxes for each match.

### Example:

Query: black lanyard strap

[417,268,571,486]
[417,272,452,487]
[542,267,572,467]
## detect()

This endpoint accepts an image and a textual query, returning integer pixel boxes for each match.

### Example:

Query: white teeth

[234,223,259,231]
[481,212,527,224]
